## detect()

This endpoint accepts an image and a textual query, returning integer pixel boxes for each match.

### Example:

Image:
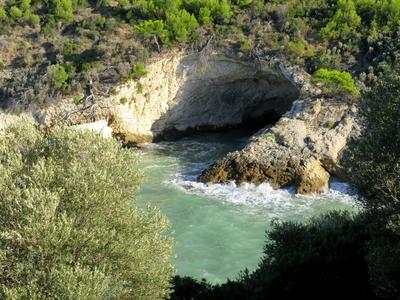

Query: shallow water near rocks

[136,129,358,284]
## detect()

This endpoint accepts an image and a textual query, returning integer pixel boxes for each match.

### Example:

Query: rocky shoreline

[197,64,358,194]
[0,51,358,194]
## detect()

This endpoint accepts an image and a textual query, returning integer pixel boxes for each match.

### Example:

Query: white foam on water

[139,133,359,218]
[166,174,359,217]
[137,131,360,283]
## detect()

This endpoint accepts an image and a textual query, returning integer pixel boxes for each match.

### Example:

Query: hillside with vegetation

[1,0,400,107]
[1,0,400,299]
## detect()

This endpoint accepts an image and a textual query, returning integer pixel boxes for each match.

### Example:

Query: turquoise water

[136,130,357,283]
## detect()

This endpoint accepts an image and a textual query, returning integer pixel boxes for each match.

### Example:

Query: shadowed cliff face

[151,59,300,140]
[109,53,300,143]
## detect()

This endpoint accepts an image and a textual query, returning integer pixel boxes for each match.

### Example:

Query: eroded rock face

[109,52,299,142]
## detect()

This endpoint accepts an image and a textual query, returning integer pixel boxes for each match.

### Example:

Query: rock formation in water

[198,63,358,194]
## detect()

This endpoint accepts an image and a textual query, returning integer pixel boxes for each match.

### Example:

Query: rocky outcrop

[198,66,358,194]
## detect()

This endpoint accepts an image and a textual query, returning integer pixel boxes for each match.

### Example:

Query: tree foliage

[342,62,400,298]
[321,0,361,39]
[344,63,400,210]
[48,64,70,90]
[0,124,174,299]
[132,0,232,44]
[312,68,359,96]
[172,212,375,300]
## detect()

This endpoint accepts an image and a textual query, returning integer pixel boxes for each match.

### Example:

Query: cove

[136,129,357,284]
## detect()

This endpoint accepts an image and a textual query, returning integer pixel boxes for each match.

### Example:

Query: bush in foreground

[343,62,400,298]
[0,124,173,299]
[172,211,375,300]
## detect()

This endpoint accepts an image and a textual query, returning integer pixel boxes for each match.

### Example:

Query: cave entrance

[151,56,300,141]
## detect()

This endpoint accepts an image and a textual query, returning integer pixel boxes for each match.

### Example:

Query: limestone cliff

[109,52,300,143]
[27,51,299,144]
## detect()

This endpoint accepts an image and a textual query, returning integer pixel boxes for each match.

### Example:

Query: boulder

[71,120,112,139]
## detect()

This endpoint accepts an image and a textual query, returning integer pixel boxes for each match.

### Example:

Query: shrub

[0,6,7,20]
[343,62,400,210]
[172,211,375,299]
[286,39,315,62]
[10,6,23,19]
[73,94,83,105]
[0,124,174,299]
[199,7,212,25]
[0,61,5,71]
[239,37,252,53]
[166,9,199,42]
[234,0,253,7]
[48,64,69,89]
[119,96,128,104]
[184,0,233,23]
[326,120,336,129]
[27,13,40,24]
[308,48,342,72]
[260,132,278,143]
[342,62,400,298]
[249,211,374,299]
[135,19,170,45]
[62,39,80,57]
[321,0,361,39]
[123,63,148,81]
[136,82,144,93]
[53,0,75,21]
[312,68,359,96]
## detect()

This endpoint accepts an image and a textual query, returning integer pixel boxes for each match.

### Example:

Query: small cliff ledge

[198,76,358,194]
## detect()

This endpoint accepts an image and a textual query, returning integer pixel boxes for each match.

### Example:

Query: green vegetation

[344,63,400,210]
[286,39,315,63]
[312,69,359,96]
[135,20,171,46]
[172,212,375,299]
[48,64,69,90]
[2,0,400,106]
[73,94,83,105]
[239,37,251,54]
[119,96,128,104]
[260,132,278,143]
[123,63,148,81]
[136,82,144,93]
[0,124,173,299]
[321,0,361,40]
[326,120,336,130]
[342,63,400,298]
[129,0,233,44]
[1,1,400,298]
